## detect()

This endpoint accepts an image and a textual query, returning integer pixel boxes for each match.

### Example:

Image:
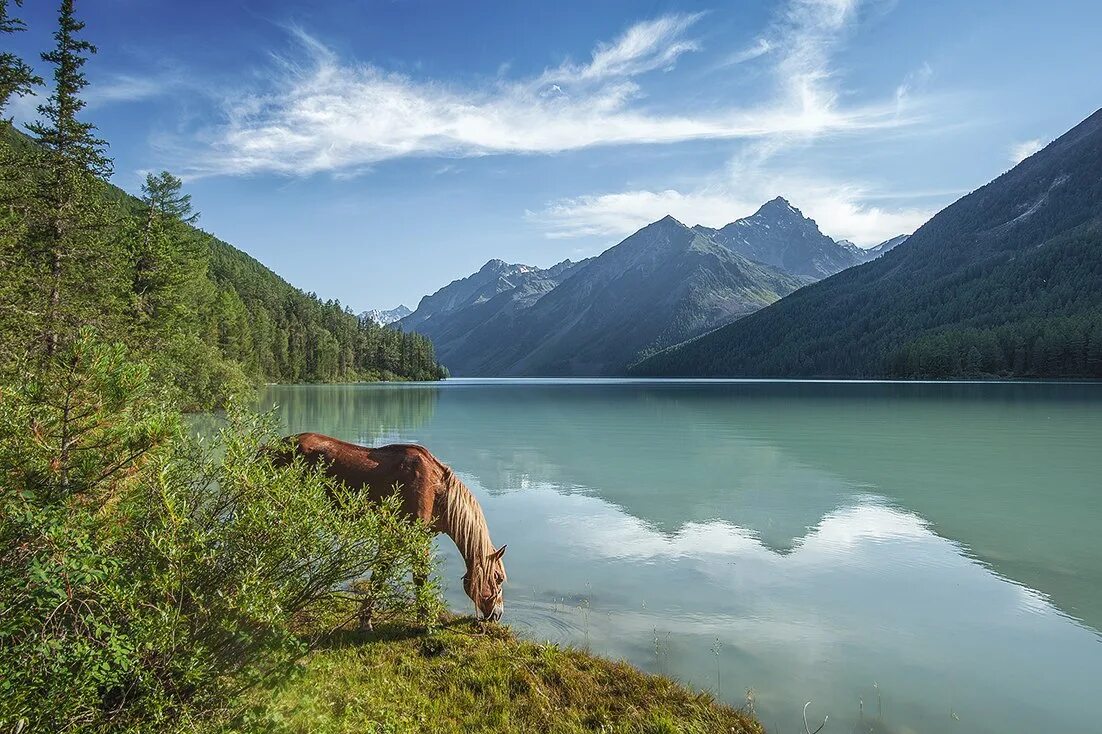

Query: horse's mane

[438,466,494,568]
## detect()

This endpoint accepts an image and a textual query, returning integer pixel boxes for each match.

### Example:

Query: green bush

[0,335,439,732]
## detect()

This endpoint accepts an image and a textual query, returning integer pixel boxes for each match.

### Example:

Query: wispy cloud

[87,74,174,107]
[716,37,775,68]
[185,8,908,177]
[539,13,704,84]
[895,61,933,110]
[774,0,860,116]
[529,0,936,246]
[1009,138,1044,164]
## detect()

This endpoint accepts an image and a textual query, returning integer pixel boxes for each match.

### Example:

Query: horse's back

[286,433,443,523]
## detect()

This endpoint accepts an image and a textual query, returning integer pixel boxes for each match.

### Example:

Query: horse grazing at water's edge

[268,432,507,622]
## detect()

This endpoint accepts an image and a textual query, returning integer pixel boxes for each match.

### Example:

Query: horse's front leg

[359,560,390,631]
[412,544,434,625]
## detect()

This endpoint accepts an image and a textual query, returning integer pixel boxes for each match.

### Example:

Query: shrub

[0,335,438,732]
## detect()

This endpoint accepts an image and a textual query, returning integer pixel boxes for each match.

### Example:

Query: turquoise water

[262,380,1102,734]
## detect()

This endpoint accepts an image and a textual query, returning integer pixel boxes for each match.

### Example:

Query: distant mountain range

[400,197,908,375]
[633,108,1102,378]
[360,305,412,325]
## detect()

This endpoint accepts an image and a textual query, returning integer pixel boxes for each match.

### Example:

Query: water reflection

[265,382,439,445]
[263,380,1102,734]
[440,479,1099,734]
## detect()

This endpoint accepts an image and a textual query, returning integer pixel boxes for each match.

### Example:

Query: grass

[231,617,765,734]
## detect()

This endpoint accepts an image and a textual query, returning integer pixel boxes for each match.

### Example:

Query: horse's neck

[439,470,493,570]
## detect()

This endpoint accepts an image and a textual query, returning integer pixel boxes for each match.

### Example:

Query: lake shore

[237,618,764,734]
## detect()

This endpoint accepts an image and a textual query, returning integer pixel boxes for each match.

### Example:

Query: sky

[6,0,1102,311]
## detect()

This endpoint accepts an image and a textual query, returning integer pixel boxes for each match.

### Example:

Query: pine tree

[131,171,202,328]
[0,1,42,364]
[0,0,41,114]
[24,0,117,356]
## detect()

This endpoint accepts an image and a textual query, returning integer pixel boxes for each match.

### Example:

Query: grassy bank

[234,618,764,734]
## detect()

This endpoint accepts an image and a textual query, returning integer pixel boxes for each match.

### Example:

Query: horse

[267,432,507,622]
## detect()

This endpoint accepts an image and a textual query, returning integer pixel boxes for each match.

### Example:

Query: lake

[262,379,1102,734]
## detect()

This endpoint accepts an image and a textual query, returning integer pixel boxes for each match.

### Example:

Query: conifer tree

[0,0,41,366]
[0,0,40,115]
[131,170,202,329]
[25,0,118,356]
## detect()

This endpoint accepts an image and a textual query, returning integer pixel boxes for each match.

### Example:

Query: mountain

[418,216,808,376]
[398,258,591,369]
[866,234,910,257]
[695,197,868,279]
[632,108,1102,379]
[360,305,412,325]
[401,259,553,332]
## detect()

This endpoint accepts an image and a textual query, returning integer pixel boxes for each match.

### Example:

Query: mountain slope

[633,108,1102,378]
[866,234,909,257]
[697,197,868,278]
[400,258,591,371]
[401,259,561,332]
[436,216,808,376]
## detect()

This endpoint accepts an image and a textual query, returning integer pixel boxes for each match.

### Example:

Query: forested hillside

[632,108,1102,379]
[1,118,445,407]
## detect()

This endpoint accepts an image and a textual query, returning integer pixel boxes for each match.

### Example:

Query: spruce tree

[0,0,40,114]
[132,170,201,328]
[24,0,117,356]
[0,0,40,365]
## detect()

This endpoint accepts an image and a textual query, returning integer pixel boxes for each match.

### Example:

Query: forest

[0,5,445,410]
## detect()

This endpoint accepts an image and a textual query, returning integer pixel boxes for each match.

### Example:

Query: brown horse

[270,432,507,621]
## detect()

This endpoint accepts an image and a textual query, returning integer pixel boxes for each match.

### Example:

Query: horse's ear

[491,545,507,560]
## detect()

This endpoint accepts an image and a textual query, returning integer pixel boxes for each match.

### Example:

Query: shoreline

[238,618,764,733]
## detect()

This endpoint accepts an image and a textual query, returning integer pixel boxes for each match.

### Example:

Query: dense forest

[633,108,1102,379]
[0,6,445,409]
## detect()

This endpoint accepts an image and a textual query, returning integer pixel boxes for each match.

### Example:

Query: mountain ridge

[695,196,870,278]
[360,305,412,325]
[632,107,1102,378]
[405,214,808,375]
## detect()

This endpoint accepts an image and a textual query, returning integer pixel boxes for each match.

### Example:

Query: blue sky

[7,0,1102,311]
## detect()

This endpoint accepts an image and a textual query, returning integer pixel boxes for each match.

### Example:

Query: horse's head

[463,545,507,621]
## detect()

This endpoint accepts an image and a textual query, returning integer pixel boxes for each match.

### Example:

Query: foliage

[229,619,764,734]
[0,335,439,733]
[0,0,41,113]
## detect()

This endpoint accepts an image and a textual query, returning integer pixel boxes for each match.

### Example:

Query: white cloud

[1009,138,1044,164]
[530,189,753,240]
[774,0,860,116]
[539,13,704,84]
[528,0,939,246]
[717,38,775,68]
[530,172,933,246]
[895,61,933,109]
[87,74,172,107]
[186,7,908,177]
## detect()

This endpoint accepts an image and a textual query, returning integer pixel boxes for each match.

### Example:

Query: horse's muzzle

[482,602,504,622]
